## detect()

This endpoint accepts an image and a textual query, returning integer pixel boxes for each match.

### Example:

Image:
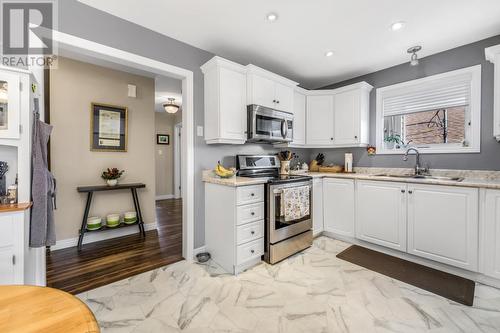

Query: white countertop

[203,168,500,189]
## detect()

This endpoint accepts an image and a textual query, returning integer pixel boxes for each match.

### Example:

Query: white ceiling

[79,0,500,89]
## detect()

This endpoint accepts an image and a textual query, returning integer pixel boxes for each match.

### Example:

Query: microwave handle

[281,119,288,138]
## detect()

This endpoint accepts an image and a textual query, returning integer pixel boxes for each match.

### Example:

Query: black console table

[76,183,146,250]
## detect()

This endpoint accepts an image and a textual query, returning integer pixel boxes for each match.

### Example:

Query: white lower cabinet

[0,212,25,285]
[205,183,265,274]
[482,189,500,279]
[407,184,478,271]
[323,178,355,237]
[312,178,324,235]
[355,180,407,251]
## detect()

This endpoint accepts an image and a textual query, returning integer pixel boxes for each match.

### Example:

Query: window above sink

[375,65,482,154]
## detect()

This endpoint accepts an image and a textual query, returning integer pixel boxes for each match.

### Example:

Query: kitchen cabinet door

[306,95,334,146]
[334,89,360,145]
[356,180,407,251]
[248,74,276,109]
[323,178,355,237]
[0,70,21,139]
[274,82,294,113]
[407,184,479,271]
[312,178,324,236]
[482,189,500,279]
[292,91,306,145]
[219,67,247,142]
[0,247,15,285]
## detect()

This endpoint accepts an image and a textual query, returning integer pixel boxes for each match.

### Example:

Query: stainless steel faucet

[403,148,429,175]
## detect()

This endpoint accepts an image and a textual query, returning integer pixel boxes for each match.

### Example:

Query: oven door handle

[281,119,288,139]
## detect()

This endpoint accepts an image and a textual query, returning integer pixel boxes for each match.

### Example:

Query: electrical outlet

[197,126,204,137]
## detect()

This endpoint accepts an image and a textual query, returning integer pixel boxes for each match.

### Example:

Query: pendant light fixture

[407,46,422,66]
[163,98,179,114]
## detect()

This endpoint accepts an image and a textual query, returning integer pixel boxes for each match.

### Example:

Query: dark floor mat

[336,245,475,306]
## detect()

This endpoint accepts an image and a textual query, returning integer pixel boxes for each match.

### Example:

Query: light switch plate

[128,84,137,98]
[197,126,204,137]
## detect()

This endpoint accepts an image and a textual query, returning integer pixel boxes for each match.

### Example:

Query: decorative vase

[280,160,291,175]
[107,179,118,186]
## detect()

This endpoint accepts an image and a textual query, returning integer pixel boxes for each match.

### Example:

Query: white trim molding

[51,223,158,251]
[156,194,175,200]
[375,65,482,154]
[485,44,500,141]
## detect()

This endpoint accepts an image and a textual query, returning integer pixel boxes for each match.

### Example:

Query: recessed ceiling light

[266,13,278,22]
[390,21,405,31]
[325,51,334,57]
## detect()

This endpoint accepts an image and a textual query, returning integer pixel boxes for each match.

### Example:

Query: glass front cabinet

[0,69,21,139]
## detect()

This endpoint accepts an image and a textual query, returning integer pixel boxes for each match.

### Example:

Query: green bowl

[124,217,137,225]
[106,221,120,228]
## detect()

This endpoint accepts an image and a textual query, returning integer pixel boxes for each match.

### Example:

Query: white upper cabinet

[486,44,500,141]
[201,57,248,144]
[292,89,306,145]
[481,189,500,279]
[333,83,371,146]
[355,180,407,251]
[306,82,372,148]
[247,65,297,113]
[323,178,355,237]
[306,95,335,146]
[0,68,21,140]
[407,184,478,271]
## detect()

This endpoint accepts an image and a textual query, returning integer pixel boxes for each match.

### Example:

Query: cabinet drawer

[237,220,264,245]
[0,215,14,248]
[236,185,264,205]
[236,202,264,225]
[237,237,264,264]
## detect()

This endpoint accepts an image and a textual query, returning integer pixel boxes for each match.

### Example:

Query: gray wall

[310,35,500,170]
[57,1,308,248]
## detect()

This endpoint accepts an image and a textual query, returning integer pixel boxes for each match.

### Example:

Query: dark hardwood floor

[46,199,183,294]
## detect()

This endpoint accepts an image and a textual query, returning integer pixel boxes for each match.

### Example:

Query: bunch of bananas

[214,161,235,178]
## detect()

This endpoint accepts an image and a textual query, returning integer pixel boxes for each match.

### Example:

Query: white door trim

[174,122,182,199]
[39,30,195,284]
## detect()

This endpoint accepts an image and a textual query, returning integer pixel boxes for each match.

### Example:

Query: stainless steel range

[237,154,313,264]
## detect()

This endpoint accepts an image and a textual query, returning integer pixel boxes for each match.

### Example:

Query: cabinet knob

[276,100,280,104]
[401,189,405,193]
[251,212,255,216]
[251,193,255,197]
[273,100,276,103]
[251,231,255,235]
[250,249,255,254]
[330,138,334,141]
[408,190,413,194]
[354,135,358,139]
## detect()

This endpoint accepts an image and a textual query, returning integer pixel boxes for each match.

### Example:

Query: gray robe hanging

[30,119,56,247]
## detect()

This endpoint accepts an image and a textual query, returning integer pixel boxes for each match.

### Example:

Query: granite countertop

[204,167,500,189]
[202,170,267,187]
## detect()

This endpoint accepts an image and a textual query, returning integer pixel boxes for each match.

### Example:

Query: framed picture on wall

[157,134,169,145]
[91,103,128,152]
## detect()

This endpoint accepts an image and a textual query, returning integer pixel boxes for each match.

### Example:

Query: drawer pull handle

[251,212,255,216]
[251,231,255,235]
[250,249,255,254]
[251,193,255,197]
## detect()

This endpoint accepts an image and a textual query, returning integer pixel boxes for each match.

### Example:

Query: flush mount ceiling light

[390,21,405,31]
[407,45,422,66]
[266,13,278,22]
[163,98,179,114]
[325,50,334,57]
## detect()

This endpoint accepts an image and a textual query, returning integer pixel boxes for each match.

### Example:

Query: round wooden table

[0,285,99,333]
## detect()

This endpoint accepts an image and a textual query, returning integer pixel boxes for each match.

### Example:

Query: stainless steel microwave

[247,105,293,143]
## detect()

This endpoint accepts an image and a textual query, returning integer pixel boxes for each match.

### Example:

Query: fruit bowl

[214,161,236,178]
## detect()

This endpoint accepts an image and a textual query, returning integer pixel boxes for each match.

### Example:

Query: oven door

[248,105,293,142]
[268,181,312,244]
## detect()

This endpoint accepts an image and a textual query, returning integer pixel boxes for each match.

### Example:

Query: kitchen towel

[281,185,310,222]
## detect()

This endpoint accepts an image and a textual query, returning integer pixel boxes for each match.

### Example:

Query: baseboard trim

[51,222,158,251]
[156,194,175,200]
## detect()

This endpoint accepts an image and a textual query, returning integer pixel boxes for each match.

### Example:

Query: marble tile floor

[78,237,500,333]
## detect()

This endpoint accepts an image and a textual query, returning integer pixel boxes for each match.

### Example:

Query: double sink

[372,173,464,182]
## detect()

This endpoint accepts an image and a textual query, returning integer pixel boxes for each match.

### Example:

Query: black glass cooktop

[267,174,312,184]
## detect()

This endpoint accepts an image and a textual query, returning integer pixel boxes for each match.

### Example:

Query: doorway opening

[43,31,194,293]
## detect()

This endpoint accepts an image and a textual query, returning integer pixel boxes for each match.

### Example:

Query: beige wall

[154,112,176,197]
[50,57,155,241]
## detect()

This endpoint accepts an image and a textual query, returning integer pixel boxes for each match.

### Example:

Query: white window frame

[375,65,481,154]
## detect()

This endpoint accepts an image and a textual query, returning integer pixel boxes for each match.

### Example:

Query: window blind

[382,74,471,117]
